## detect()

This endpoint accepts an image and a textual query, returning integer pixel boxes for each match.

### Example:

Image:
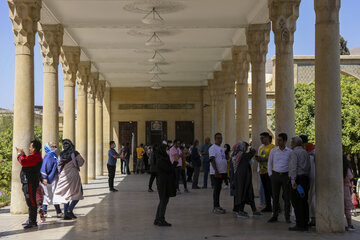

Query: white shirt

[209,144,227,174]
[267,146,292,176]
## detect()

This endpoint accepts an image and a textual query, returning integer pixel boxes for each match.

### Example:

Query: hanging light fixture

[142,7,164,25]
[151,82,162,90]
[145,32,164,47]
[149,63,166,74]
[148,50,165,63]
[150,74,162,83]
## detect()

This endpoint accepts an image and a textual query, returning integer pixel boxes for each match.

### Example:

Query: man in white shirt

[268,133,292,223]
[209,133,227,214]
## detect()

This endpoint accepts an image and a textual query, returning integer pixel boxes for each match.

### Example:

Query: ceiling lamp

[150,74,162,83]
[142,7,164,25]
[145,32,164,47]
[149,64,166,74]
[148,50,165,63]
[151,82,162,90]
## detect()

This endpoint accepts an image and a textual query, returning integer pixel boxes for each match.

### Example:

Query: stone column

[87,72,98,180]
[103,86,111,173]
[269,0,300,140]
[246,23,270,195]
[222,61,236,146]
[232,46,250,142]
[38,24,63,154]
[202,86,212,142]
[208,80,217,139]
[96,80,105,176]
[8,0,41,214]
[214,71,225,138]
[60,46,80,143]
[76,61,91,184]
[314,0,344,233]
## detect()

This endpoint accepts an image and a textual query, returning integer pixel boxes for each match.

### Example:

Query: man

[16,140,43,229]
[288,136,311,231]
[255,132,276,212]
[136,144,145,174]
[119,143,125,174]
[201,137,213,188]
[209,133,227,214]
[170,139,188,193]
[40,142,63,218]
[268,133,292,223]
[108,141,120,192]
[124,143,131,175]
[191,140,201,189]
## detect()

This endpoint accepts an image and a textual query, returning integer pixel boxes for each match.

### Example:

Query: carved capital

[314,0,340,24]
[61,46,80,86]
[8,0,41,55]
[246,23,270,65]
[221,61,235,94]
[96,80,106,103]
[88,72,99,100]
[232,46,250,85]
[38,24,63,73]
[76,61,91,95]
[269,0,300,52]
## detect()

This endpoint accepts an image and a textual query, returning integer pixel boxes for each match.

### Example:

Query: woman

[148,145,158,192]
[191,140,201,189]
[231,141,262,218]
[344,155,355,231]
[154,141,177,227]
[53,139,84,220]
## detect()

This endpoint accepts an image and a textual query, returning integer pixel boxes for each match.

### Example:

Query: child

[351,181,358,217]
[36,184,46,223]
[344,156,355,231]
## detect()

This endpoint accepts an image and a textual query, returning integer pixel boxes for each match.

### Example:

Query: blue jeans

[64,200,79,212]
[258,173,266,206]
[203,159,213,187]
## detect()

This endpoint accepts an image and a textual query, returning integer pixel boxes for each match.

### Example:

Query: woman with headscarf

[53,139,85,220]
[231,141,262,218]
[154,141,177,227]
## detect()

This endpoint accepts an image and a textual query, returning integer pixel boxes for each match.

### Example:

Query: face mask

[224,147,227,151]
[113,144,116,149]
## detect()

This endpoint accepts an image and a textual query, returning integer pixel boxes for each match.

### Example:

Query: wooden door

[175,121,194,146]
[118,121,137,155]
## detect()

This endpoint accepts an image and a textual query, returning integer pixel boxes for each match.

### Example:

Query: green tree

[340,35,350,55]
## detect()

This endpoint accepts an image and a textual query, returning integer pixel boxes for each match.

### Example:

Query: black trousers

[192,166,200,188]
[107,164,116,190]
[175,167,187,190]
[149,172,157,189]
[260,173,273,209]
[155,197,169,221]
[22,182,38,224]
[186,166,194,181]
[120,159,125,173]
[291,175,310,228]
[271,171,291,219]
[212,173,227,208]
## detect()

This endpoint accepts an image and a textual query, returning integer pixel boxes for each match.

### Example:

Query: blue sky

[1,1,360,110]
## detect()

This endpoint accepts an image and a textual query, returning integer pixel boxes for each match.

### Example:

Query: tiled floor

[0,173,359,240]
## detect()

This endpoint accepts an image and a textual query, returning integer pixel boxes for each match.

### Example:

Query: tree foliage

[340,35,350,55]
[270,75,360,154]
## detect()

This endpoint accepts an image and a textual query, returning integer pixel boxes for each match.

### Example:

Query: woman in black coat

[154,141,177,226]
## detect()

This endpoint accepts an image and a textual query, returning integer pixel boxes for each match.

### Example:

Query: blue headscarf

[44,143,57,157]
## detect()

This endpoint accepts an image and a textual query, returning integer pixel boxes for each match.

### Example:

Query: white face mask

[113,144,116,149]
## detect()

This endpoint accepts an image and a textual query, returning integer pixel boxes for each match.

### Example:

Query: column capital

[96,80,106,103]
[38,24,63,73]
[246,23,270,65]
[88,72,99,100]
[221,60,235,94]
[61,46,80,87]
[269,0,300,52]
[8,0,41,55]
[76,61,91,95]
[232,46,250,85]
[314,0,340,23]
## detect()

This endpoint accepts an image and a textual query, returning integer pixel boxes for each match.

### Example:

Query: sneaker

[148,188,154,192]
[68,211,77,219]
[213,207,226,214]
[22,220,30,226]
[253,211,263,216]
[268,216,278,223]
[346,225,355,231]
[236,211,249,218]
[56,213,64,218]
[44,213,52,218]
[176,189,181,195]
[63,212,73,220]
[153,219,159,226]
[157,220,172,227]
[223,185,230,189]
[39,218,46,224]
[23,222,37,229]
[110,188,118,192]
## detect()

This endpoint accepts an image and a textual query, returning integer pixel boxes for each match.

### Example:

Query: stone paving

[0,173,359,240]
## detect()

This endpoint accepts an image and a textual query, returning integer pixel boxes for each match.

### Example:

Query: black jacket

[156,146,177,199]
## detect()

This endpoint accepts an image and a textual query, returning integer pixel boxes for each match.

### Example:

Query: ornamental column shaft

[214,71,225,139]
[222,61,236,146]
[96,81,105,176]
[38,24,63,154]
[314,0,344,233]
[269,0,300,141]
[8,0,41,214]
[60,46,80,143]
[232,46,250,142]
[76,61,91,184]
[87,72,98,180]
[246,23,270,195]
[208,80,217,138]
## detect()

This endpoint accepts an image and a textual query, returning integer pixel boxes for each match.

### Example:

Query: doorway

[146,121,167,146]
[175,121,195,146]
[119,121,137,171]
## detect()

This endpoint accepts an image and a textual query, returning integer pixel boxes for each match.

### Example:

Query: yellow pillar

[87,72,98,180]
[96,81,106,176]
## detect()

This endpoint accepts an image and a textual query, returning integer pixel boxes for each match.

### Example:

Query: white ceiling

[40,0,270,87]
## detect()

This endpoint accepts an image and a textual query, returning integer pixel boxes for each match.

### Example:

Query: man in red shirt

[16,140,43,229]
